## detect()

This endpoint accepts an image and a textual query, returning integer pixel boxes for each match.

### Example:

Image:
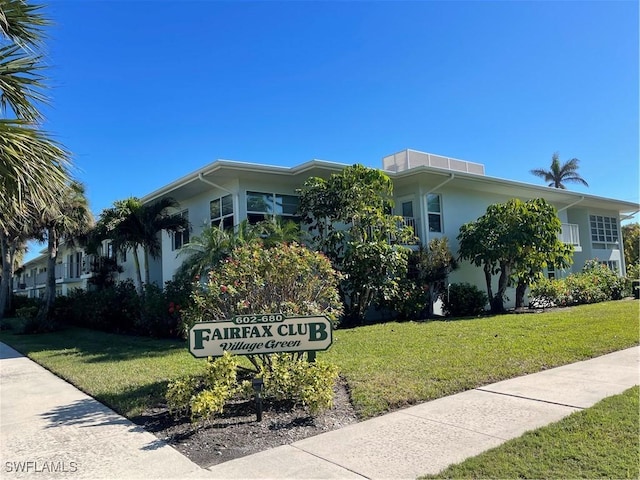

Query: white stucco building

[15,149,639,309]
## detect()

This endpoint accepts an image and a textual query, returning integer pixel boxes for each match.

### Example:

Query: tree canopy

[622,223,639,268]
[298,164,414,324]
[95,197,189,293]
[457,198,573,313]
[0,0,70,232]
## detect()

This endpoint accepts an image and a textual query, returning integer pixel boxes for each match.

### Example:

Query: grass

[422,386,640,479]
[322,299,639,417]
[1,300,638,419]
[0,324,203,417]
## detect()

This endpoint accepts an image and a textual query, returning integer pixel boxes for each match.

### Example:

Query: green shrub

[165,376,197,417]
[65,280,140,333]
[441,283,488,317]
[529,278,567,308]
[166,352,241,421]
[15,305,38,320]
[530,260,628,307]
[261,353,339,414]
[565,274,609,305]
[581,260,626,301]
[165,351,339,421]
[6,295,40,317]
[19,305,60,334]
[182,241,342,333]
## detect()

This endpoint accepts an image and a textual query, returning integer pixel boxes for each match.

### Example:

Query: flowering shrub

[172,241,343,421]
[530,260,626,307]
[181,241,343,333]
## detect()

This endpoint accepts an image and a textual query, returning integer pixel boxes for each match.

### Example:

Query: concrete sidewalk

[1,343,638,480]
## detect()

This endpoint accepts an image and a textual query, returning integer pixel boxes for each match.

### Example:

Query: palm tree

[96,197,189,294]
[0,211,34,320]
[530,152,589,189]
[0,0,70,232]
[34,181,94,324]
[175,225,233,283]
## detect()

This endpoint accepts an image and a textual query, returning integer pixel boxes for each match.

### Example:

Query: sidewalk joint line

[474,388,585,410]
[290,444,372,479]
[398,411,510,441]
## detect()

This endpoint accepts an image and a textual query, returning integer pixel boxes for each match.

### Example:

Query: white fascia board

[389,165,639,214]
[140,159,348,205]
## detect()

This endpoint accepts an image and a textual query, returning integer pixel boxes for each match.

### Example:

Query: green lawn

[0,300,638,419]
[423,386,640,479]
[322,299,639,417]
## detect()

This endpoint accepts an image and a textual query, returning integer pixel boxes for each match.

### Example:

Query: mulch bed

[132,378,358,468]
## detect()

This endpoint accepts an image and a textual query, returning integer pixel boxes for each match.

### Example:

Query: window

[602,260,619,273]
[589,215,619,249]
[426,194,442,233]
[210,194,234,230]
[547,264,556,279]
[246,191,300,224]
[402,201,414,218]
[172,210,190,251]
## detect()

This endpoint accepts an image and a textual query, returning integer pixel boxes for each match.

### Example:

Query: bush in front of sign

[166,352,240,421]
[261,353,339,414]
[181,241,343,334]
[166,351,339,421]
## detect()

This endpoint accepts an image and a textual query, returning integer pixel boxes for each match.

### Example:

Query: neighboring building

[14,149,639,309]
[14,244,95,299]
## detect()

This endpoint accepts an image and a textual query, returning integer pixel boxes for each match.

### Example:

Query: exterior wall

[15,156,635,315]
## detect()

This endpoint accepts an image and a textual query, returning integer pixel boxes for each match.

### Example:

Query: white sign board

[189,314,333,358]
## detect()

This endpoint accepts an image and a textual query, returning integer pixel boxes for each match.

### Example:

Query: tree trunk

[483,264,493,306]
[7,242,17,314]
[143,247,151,287]
[426,283,435,317]
[37,228,58,327]
[0,234,12,320]
[131,247,143,295]
[492,262,511,314]
[515,280,527,309]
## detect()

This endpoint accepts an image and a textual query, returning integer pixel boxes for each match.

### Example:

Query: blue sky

[28,1,638,258]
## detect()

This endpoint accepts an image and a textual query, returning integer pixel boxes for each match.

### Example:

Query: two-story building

[15,149,639,309]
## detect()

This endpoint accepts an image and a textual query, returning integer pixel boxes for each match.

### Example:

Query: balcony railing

[15,261,85,291]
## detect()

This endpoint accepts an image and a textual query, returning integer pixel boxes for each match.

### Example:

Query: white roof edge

[390,164,638,211]
[140,158,348,203]
[139,156,636,213]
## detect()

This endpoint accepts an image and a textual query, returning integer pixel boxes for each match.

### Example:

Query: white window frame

[246,191,300,224]
[589,215,619,249]
[210,194,234,230]
[172,210,190,251]
[426,193,443,233]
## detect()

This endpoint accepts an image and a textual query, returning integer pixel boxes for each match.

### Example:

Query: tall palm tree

[34,181,94,324]
[96,197,189,294]
[530,152,589,189]
[0,0,70,232]
[0,207,35,319]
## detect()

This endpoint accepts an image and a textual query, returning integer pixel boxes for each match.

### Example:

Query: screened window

[211,194,234,230]
[246,191,300,224]
[426,194,442,233]
[172,210,190,251]
[402,201,414,218]
[589,215,619,249]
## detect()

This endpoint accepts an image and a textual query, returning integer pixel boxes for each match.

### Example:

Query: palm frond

[0,43,47,121]
[0,0,49,47]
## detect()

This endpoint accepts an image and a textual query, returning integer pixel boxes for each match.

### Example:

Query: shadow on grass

[0,326,190,363]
